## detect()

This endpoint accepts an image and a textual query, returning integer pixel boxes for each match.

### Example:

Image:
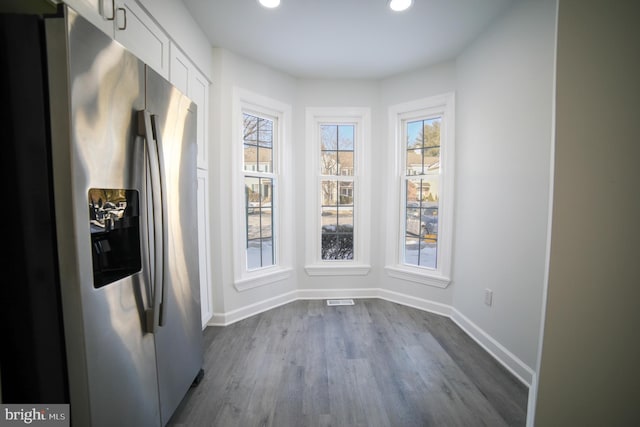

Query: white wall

[378,62,458,308]
[453,0,556,374]
[294,79,379,292]
[210,48,298,319]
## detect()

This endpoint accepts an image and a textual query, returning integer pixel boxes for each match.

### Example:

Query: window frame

[242,113,275,270]
[305,107,371,276]
[385,93,455,288]
[232,88,293,291]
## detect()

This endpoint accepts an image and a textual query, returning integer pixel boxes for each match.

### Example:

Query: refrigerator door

[144,66,204,425]
[47,8,161,427]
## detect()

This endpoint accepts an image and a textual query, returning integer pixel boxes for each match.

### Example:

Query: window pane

[321,181,354,261]
[406,148,422,176]
[258,118,273,148]
[257,147,272,173]
[419,239,437,268]
[321,233,353,260]
[247,238,274,270]
[245,176,274,269]
[424,148,440,174]
[337,206,353,227]
[406,177,439,205]
[259,178,272,204]
[319,123,356,262]
[406,146,440,176]
[338,151,354,176]
[247,218,261,240]
[407,120,422,149]
[243,114,258,142]
[260,238,274,266]
[244,144,257,171]
[320,152,338,175]
[245,177,260,208]
[338,181,353,206]
[246,240,262,270]
[404,176,439,269]
[406,179,422,205]
[321,207,337,230]
[422,118,441,148]
[260,209,272,238]
[405,207,421,237]
[320,125,337,150]
[406,118,441,175]
[404,235,420,265]
[421,206,438,237]
[422,176,439,202]
[403,235,437,269]
[243,114,273,172]
[321,125,355,175]
[321,180,338,205]
[405,204,438,266]
[338,125,354,150]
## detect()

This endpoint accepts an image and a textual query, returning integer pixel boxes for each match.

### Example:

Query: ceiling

[182,0,515,80]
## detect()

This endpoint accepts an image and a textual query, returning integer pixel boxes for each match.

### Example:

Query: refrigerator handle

[138,110,168,332]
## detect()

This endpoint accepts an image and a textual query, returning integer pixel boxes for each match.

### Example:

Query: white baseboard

[450,308,534,386]
[297,287,379,300]
[206,287,534,388]
[526,374,538,427]
[207,290,298,326]
[376,288,453,317]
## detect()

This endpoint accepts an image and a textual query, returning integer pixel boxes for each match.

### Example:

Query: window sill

[384,265,451,288]
[234,267,293,292]
[304,264,371,276]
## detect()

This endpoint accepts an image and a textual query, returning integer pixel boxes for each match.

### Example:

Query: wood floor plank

[167,299,528,427]
[406,305,528,426]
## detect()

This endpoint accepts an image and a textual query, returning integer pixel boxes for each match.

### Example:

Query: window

[232,89,293,291]
[243,113,275,269]
[385,94,455,287]
[403,117,441,268]
[305,108,371,276]
[320,124,355,260]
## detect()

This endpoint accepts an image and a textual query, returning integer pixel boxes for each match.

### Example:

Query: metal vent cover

[326,299,355,306]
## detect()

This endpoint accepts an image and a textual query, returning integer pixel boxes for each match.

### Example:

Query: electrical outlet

[484,289,493,306]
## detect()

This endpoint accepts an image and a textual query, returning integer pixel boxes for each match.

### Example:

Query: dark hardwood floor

[168,299,528,427]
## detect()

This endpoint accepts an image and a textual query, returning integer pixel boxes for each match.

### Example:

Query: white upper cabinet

[63,0,169,79]
[169,45,190,95]
[62,0,114,35]
[170,45,210,169]
[190,70,209,169]
[113,1,169,79]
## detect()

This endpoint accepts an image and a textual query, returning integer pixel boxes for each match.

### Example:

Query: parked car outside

[406,202,438,239]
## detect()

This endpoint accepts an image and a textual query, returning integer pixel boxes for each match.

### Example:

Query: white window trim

[305,107,371,276]
[384,93,455,288]
[232,88,293,291]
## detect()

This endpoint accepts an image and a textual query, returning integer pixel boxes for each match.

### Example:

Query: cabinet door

[114,0,169,79]
[190,69,209,169]
[169,44,190,95]
[197,169,212,327]
[170,45,210,169]
[63,0,115,36]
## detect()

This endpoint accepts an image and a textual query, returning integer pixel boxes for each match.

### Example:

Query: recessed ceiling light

[258,0,280,8]
[389,0,413,12]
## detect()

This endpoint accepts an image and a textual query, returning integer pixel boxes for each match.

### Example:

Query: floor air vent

[326,299,355,306]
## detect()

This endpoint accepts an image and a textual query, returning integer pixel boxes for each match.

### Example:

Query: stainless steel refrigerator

[0,5,203,426]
